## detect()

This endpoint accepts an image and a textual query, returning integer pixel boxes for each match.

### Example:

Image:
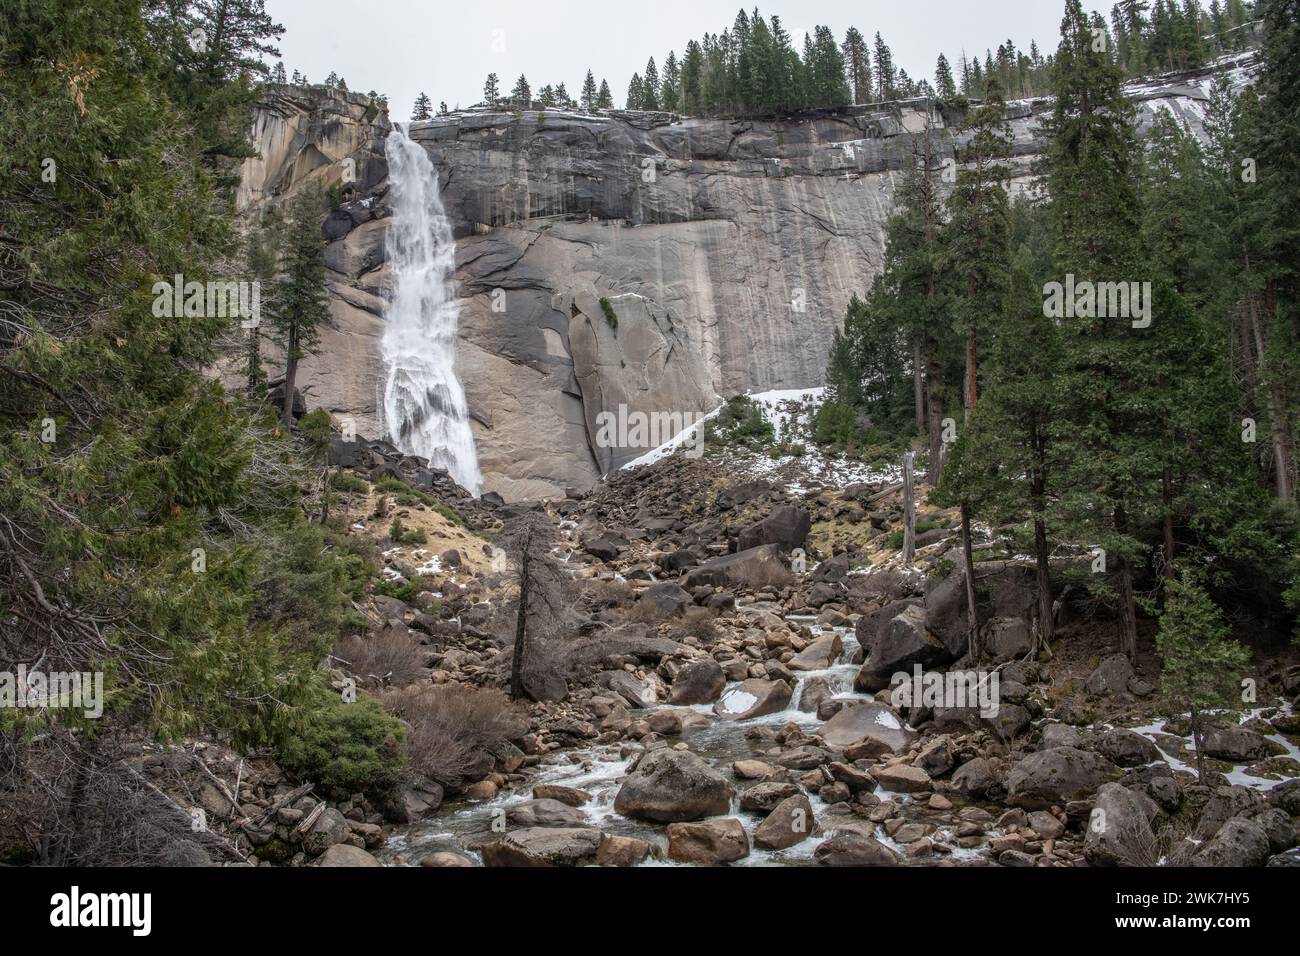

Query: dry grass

[382,684,528,790]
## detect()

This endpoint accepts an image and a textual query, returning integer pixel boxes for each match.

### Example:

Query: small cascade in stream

[381,125,482,495]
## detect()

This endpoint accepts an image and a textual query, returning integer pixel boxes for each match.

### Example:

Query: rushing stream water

[381,125,482,495]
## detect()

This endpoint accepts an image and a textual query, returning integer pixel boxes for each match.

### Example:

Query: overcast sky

[263,1,1071,119]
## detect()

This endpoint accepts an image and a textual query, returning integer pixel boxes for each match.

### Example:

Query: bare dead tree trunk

[959,502,979,660]
[902,451,916,565]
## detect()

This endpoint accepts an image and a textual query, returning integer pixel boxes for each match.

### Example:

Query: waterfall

[381,125,482,495]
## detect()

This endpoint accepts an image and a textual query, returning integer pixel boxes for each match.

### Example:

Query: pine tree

[841,27,872,104]
[510,74,531,108]
[580,69,598,111]
[272,60,287,84]
[597,78,613,109]
[661,51,682,113]
[681,41,704,114]
[935,54,957,98]
[484,72,500,106]
[625,72,643,109]
[270,187,330,429]
[1044,0,1151,662]
[1156,577,1250,780]
[808,25,850,108]
[411,92,432,120]
[873,32,896,101]
[642,57,661,110]
[438,101,449,115]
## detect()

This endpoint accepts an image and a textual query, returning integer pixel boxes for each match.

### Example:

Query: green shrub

[706,395,774,448]
[389,517,427,545]
[275,696,406,796]
[330,471,369,494]
[599,297,619,330]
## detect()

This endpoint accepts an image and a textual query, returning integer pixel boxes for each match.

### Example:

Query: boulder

[1095,728,1161,768]
[754,794,815,850]
[818,702,911,753]
[532,784,592,807]
[302,807,350,855]
[1084,783,1159,867]
[637,582,694,618]
[1085,654,1135,696]
[613,749,735,822]
[313,844,382,867]
[737,505,811,553]
[596,833,653,867]
[684,544,794,590]
[1189,817,1271,867]
[1039,723,1083,750]
[788,633,843,671]
[984,618,1033,661]
[951,757,1002,799]
[420,851,476,867]
[923,569,974,658]
[480,827,604,867]
[666,818,750,865]
[505,799,588,828]
[814,831,900,866]
[1005,747,1120,809]
[874,764,932,793]
[1200,725,1271,762]
[739,781,800,813]
[667,657,726,705]
[855,604,954,691]
[713,678,792,721]
[797,676,834,713]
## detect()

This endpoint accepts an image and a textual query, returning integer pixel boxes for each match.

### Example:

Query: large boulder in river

[1005,747,1121,809]
[737,505,811,553]
[754,794,815,850]
[854,604,955,692]
[819,702,911,754]
[504,799,588,828]
[814,831,900,866]
[613,749,735,822]
[668,657,726,704]
[666,818,750,864]
[713,678,792,720]
[684,544,794,590]
[788,633,843,671]
[481,827,604,867]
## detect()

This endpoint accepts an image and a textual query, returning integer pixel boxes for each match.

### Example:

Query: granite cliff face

[235,55,1255,499]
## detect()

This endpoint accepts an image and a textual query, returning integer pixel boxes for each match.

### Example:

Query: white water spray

[381,125,482,495]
